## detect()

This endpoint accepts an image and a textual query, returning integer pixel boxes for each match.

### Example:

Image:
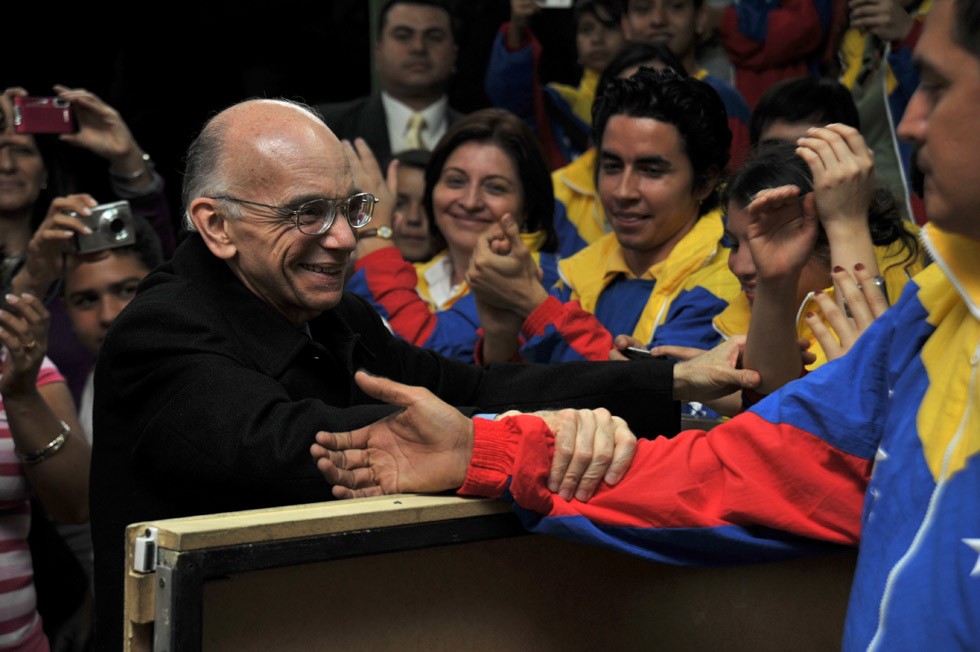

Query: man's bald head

[182,98,362,325]
[181,99,344,231]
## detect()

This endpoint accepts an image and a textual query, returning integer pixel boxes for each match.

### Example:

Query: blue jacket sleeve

[485,29,537,126]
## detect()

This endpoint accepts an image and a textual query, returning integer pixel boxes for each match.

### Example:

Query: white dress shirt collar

[381,92,449,154]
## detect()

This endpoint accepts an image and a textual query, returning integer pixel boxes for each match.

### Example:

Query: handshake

[312,336,761,501]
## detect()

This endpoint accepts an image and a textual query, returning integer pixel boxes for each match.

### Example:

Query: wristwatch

[359,225,393,240]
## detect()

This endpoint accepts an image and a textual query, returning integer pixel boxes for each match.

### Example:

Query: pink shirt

[0,357,62,651]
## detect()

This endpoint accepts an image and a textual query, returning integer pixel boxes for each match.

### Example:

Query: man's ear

[189,197,237,260]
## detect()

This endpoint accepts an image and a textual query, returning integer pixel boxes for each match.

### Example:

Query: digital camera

[73,201,136,254]
[13,97,76,134]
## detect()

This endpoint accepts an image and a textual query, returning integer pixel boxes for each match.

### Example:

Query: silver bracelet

[109,152,153,182]
[18,420,71,466]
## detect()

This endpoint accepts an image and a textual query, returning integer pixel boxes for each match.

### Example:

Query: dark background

[10,0,582,234]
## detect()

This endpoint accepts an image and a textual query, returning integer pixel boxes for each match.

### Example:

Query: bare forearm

[515,284,550,320]
[107,144,154,191]
[355,235,396,259]
[824,221,879,309]
[474,296,524,363]
[480,330,521,363]
[10,267,48,298]
[5,384,90,523]
[744,278,804,394]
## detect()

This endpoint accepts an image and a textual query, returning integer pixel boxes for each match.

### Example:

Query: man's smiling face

[201,102,360,326]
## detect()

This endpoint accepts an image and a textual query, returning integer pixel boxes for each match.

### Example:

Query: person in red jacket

[703,0,833,109]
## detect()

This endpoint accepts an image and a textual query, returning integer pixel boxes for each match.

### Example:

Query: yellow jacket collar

[555,147,598,198]
[920,224,980,322]
[561,209,727,300]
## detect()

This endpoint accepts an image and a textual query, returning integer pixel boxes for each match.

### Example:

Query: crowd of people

[2,0,975,649]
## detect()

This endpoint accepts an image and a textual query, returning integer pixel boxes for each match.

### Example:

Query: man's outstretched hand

[313,371,641,502]
[670,335,762,403]
[311,371,475,499]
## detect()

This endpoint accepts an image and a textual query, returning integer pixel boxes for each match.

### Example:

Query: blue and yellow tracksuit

[463,223,980,650]
[518,211,740,363]
[346,232,559,363]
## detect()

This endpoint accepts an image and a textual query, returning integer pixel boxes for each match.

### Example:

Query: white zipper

[880,41,914,221]
[867,336,980,651]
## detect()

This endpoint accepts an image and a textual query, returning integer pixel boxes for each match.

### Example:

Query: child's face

[63,251,150,354]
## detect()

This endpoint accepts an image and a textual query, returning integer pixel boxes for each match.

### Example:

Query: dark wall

[11,0,581,234]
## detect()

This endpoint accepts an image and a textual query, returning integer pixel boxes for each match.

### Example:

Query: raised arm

[54,85,155,192]
[467,215,549,362]
[10,194,98,297]
[795,124,879,312]
[344,139,481,357]
[485,1,543,124]
[1,293,90,523]
[741,185,820,394]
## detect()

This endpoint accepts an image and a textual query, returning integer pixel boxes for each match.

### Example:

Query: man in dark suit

[319,0,464,163]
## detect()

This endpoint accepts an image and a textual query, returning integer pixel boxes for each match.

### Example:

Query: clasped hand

[467,214,549,320]
[311,371,638,502]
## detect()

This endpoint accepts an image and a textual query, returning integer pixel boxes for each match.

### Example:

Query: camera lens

[99,209,130,242]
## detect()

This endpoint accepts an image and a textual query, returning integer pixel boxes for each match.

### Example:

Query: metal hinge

[133,526,159,573]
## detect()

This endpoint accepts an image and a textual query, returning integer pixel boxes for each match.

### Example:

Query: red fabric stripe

[522,296,614,361]
[509,411,870,545]
[0,609,38,637]
[0,574,33,596]
[0,539,30,554]
[355,248,437,345]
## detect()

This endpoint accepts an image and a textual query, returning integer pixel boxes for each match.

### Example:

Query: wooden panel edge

[144,495,512,552]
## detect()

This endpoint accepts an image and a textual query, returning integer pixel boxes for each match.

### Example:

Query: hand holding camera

[4,85,152,187]
[14,195,135,297]
[52,86,147,175]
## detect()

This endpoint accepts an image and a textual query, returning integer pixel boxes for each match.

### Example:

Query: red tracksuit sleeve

[519,295,615,362]
[352,247,437,345]
[461,411,870,562]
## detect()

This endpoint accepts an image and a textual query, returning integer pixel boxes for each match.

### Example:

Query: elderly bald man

[89,99,753,648]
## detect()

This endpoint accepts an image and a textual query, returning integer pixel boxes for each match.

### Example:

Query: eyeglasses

[211,193,377,235]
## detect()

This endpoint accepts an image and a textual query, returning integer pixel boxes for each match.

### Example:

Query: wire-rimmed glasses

[211,193,377,235]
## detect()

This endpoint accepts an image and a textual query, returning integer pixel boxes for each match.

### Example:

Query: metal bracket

[133,526,159,573]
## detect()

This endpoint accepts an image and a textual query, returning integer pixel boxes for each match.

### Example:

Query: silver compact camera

[73,201,136,254]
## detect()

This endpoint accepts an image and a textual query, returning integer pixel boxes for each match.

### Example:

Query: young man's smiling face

[598,114,708,273]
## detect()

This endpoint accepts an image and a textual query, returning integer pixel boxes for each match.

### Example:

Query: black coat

[317,93,464,164]
[90,234,678,648]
